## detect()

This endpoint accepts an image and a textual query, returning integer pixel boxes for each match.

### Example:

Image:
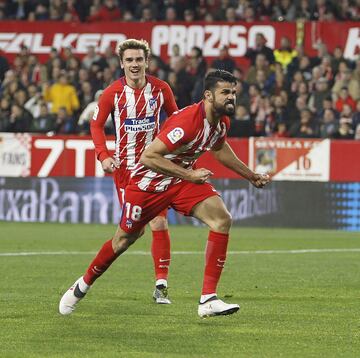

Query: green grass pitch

[1,222,359,357]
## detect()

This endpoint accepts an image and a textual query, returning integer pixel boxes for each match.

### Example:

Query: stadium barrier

[0,134,359,231]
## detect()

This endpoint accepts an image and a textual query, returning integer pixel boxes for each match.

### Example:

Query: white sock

[156,279,168,287]
[200,293,217,304]
[78,277,90,293]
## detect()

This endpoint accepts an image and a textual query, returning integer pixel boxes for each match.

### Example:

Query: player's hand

[250,173,271,188]
[186,168,213,184]
[101,157,119,174]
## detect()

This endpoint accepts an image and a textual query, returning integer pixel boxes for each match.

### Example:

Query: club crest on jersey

[149,97,157,110]
[92,105,99,121]
[126,219,133,229]
[167,127,184,144]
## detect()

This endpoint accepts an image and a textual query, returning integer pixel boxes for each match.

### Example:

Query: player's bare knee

[149,216,168,231]
[211,211,232,233]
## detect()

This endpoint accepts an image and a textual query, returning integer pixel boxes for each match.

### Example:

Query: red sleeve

[157,107,197,152]
[162,81,178,117]
[90,88,114,162]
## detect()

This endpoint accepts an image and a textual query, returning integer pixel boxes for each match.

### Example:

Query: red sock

[202,231,229,295]
[151,230,171,281]
[83,239,118,285]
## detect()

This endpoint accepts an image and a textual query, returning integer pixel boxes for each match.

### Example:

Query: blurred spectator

[188,46,207,78]
[169,44,184,71]
[242,5,256,22]
[319,109,338,138]
[135,0,158,20]
[42,73,80,115]
[331,47,348,74]
[340,103,354,120]
[332,64,360,101]
[140,6,155,21]
[24,84,44,117]
[169,58,193,108]
[0,96,12,131]
[235,80,250,109]
[6,0,34,20]
[273,0,296,21]
[82,46,101,70]
[211,46,236,73]
[217,0,235,20]
[87,0,121,22]
[148,57,167,81]
[311,0,337,21]
[228,105,254,138]
[54,106,76,134]
[253,95,274,136]
[308,77,331,115]
[7,103,32,132]
[335,87,356,112]
[257,0,274,21]
[225,6,237,22]
[332,117,354,139]
[273,36,297,71]
[272,94,289,130]
[246,53,273,85]
[33,3,49,20]
[164,6,177,21]
[245,33,275,66]
[183,8,195,21]
[30,103,56,133]
[79,81,94,109]
[352,100,360,130]
[273,122,289,138]
[296,0,312,20]
[78,90,113,135]
[290,108,319,138]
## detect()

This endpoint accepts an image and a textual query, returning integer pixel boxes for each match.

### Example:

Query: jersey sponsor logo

[92,105,99,121]
[124,116,155,132]
[167,127,184,144]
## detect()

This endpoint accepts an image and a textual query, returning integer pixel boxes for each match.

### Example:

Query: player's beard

[213,99,236,116]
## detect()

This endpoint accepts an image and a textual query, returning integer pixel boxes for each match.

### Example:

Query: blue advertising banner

[0,177,359,231]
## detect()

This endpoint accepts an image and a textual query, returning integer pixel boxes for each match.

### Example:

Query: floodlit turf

[1,222,360,358]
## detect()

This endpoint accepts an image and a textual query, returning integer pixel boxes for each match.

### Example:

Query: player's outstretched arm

[212,141,270,188]
[140,138,212,184]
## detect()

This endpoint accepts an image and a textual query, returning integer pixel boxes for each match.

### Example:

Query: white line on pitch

[1,248,360,257]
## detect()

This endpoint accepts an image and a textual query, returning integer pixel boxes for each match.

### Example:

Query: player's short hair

[118,39,151,60]
[204,70,237,91]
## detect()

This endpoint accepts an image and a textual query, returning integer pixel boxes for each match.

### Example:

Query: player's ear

[204,90,214,103]
[120,59,124,69]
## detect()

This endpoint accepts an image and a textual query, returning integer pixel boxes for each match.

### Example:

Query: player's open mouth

[130,69,140,74]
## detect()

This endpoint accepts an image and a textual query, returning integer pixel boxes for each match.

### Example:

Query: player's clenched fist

[250,173,271,188]
[186,168,213,184]
[101,157,119,173]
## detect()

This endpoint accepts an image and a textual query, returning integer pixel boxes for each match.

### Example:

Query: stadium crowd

[1,0,360,22]
[0,1,360,139]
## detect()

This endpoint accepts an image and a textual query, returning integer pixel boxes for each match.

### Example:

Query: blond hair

[117,39,151,60]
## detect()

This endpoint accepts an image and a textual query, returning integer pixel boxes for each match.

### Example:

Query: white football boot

[198,296,240,318]
[59,277,89,315]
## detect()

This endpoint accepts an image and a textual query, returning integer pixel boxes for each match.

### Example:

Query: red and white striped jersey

[130,101,230,192]
[90,75,178,169]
